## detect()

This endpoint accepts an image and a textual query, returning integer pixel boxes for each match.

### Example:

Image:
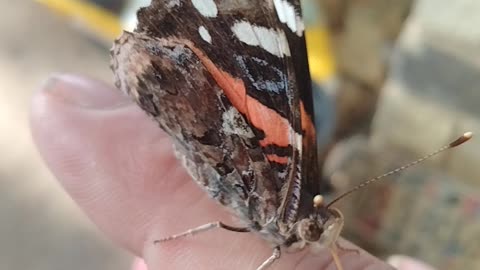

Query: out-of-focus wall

[321,0,480,269]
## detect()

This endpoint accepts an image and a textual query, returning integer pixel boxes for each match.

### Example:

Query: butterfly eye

[297,219,324,242]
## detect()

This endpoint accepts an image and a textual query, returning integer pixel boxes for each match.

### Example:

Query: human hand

[31,74,402,270]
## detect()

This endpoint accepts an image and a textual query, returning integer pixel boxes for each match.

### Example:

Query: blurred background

[1,1,131,270]
[0,0,479,269]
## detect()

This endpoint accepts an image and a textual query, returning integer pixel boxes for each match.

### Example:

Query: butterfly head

[293,195,343,250]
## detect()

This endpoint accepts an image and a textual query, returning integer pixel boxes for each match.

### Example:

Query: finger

[31,73,182,253]
[30,74,393,270]
[145,236,392,270]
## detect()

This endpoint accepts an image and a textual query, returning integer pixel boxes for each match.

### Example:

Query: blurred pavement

[0,1,131,269]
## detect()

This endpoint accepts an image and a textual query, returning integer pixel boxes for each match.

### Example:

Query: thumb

[30,73,184,253]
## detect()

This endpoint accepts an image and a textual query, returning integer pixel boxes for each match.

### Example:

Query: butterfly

[111,0,354,269]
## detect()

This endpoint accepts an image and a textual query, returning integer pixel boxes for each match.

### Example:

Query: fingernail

[131,258,148,270]
[42,73,131,109]
[387,255,437,270]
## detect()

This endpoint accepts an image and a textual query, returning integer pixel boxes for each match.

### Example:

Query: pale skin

[30,74,396,270]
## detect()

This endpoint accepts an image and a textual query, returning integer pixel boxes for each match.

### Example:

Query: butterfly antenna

[326,132,473,208]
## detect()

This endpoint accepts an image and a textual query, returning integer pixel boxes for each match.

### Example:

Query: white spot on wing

[222,107,255,138]
[295,133,302,152]
[235,55,287,94]
[198,26,212,43]
[191,0,218,17]
[231,21,291,57]
[167,0,181,8]
[273,0,305,36]
[277,167,288,179]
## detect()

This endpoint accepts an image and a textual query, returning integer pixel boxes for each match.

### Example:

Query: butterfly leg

[327,208,360,255]
[256,247,281,270]
[321,207,345,247]
[154,221,250,244]
[321,208,346,270]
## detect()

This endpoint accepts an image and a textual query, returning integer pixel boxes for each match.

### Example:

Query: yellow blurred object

[306,27,336,83]
[36,0,122,41]
[37,0,335,83]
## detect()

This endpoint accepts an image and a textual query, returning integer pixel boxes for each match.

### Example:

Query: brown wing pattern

[111,0,321,231]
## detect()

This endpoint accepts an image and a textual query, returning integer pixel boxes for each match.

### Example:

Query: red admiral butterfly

[110,0,472,269]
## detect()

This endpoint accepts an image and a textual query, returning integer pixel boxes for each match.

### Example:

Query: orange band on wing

[266,154,289,164]
[300,102,316,143]
[185,42,293,148]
